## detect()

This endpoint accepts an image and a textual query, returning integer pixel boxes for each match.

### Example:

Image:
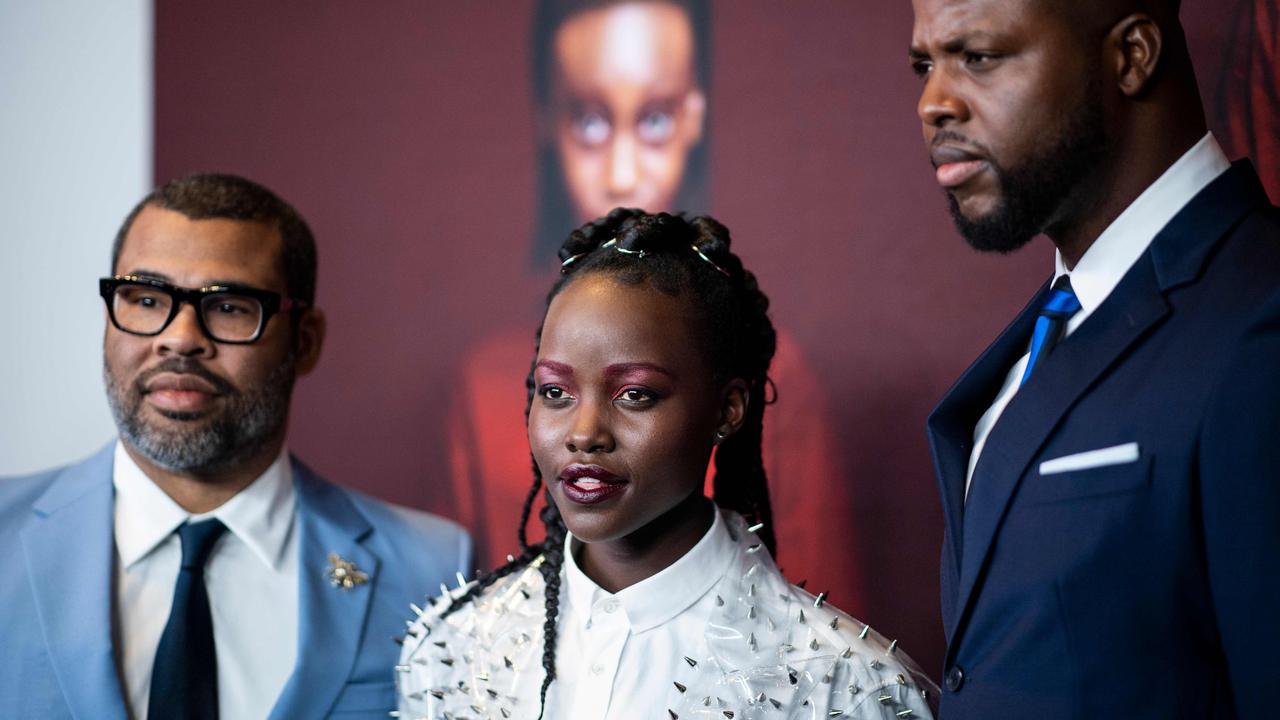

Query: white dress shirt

[964,133,1231,498]
[401,507,935,719]
[551,509,734,719]
[113,441,300,720]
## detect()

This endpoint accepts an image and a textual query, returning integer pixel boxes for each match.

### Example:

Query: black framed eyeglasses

[98,275,309,344]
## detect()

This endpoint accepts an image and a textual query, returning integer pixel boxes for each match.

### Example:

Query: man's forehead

[116,205,285,287]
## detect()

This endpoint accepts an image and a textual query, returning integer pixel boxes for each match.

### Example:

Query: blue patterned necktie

[1020,275,1082,385]
[149,518,227,720]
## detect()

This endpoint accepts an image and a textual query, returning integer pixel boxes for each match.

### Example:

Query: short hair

[111,173,318,305]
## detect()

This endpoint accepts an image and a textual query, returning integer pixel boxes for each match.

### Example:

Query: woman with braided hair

[400,210,936,720]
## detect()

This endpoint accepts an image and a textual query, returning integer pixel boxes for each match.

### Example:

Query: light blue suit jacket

[0,442,473,719]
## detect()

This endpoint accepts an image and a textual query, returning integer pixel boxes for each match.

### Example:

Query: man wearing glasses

[0,174,472,720]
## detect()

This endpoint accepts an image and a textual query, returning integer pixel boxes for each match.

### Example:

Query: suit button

[945,666,964,692]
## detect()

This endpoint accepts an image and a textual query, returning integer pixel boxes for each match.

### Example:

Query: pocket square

[1039,442,1140,475]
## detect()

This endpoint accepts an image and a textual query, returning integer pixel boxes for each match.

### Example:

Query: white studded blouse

[398,508,937,720]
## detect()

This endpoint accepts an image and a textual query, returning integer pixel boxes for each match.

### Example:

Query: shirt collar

[563,504,736,634]
[112,440,296,571]
[1054,132,1230,317]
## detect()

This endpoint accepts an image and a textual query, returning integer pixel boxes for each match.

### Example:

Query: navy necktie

[1020,275,1082,385]
[149,518,227,720]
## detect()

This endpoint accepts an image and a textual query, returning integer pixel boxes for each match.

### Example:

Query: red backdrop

[155,0,1269,676]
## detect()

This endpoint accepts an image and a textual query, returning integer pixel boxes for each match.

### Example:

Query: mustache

[134,358,237,396]
[929,130,996,160]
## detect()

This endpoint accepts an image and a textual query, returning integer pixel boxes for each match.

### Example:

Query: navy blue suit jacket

[0,443,473,719]
[928,161,1280,718]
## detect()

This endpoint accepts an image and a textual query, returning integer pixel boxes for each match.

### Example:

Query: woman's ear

[714,378,749,443]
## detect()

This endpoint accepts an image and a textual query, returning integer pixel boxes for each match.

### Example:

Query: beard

[105,354,295,474]
[946,81,1107,253]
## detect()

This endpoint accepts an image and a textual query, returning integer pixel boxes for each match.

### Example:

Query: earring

[714,429,729,445]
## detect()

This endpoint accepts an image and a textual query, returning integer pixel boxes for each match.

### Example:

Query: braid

[535,503,567,719]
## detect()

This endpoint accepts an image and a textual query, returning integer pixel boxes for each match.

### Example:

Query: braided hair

[444,208,778,718]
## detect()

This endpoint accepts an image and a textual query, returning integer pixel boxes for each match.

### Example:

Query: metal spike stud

[896,711,915,719]
[668,711,678,720]
[869,659,883,670]
[897,674,907,685]
[429,690,445,700]
[841,647,853,659]
[723,712,735,719]
[746,543,762,554]
[684,656,698,668]
[810,638,820,650]
[888,639,899,654]
[877,694,893,705]
[859,624,871,640]
[715,595,725,607]
[748,633,758,651]
[830,616,840,630]
[828,712,845,718]
[674,681,688,693]
[770,698,783,709]
[814,591,828,609]
[504,656,514,669]
[394,664,410,673]
[749,605,757,620]
[455,571,467,588]
[797,579,808,589]
[798,609,807,624]
[748,583,756,597]
[756,692,767,704]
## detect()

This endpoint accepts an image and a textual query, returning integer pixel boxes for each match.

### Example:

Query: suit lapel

[269,461,378,720]
[928,283,1048,611]
[949,161,1269,643]
[18,444,128,720]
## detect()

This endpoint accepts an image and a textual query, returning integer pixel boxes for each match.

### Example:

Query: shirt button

[590,663,604,675]
[602,600,619,613]
[945,665,965,692]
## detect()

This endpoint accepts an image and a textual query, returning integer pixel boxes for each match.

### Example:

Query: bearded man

[0,173,472,720]
[911,0,1280,716]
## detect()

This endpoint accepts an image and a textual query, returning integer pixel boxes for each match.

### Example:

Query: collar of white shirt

[563,504,735,634]
[112,441,296,571]
[1053,132,1230,326]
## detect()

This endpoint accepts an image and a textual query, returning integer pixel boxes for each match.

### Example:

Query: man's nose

[565,398,615,454]
[154,303,214,357]
[605,132,639,198]
[917,65,970,128]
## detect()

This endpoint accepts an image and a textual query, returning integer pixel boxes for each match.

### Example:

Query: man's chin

[947,195,1037,254]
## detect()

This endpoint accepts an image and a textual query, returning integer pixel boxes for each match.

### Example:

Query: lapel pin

[326,552,369,590]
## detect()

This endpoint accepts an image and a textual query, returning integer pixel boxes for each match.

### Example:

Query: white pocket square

[1039,442,1140,475]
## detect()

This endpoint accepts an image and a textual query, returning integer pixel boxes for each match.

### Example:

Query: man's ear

[1109,13,1164,98]
[291,307,326,376]
[714,378,749,442]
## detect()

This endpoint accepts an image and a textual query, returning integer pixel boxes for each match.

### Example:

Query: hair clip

[560,252,587,273]
[602,237,647,258]
[691,243,731,277]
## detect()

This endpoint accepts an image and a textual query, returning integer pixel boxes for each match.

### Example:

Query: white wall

[0,0,152,474]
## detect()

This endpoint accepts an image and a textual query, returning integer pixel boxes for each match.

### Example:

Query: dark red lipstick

[558,464,628,505]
